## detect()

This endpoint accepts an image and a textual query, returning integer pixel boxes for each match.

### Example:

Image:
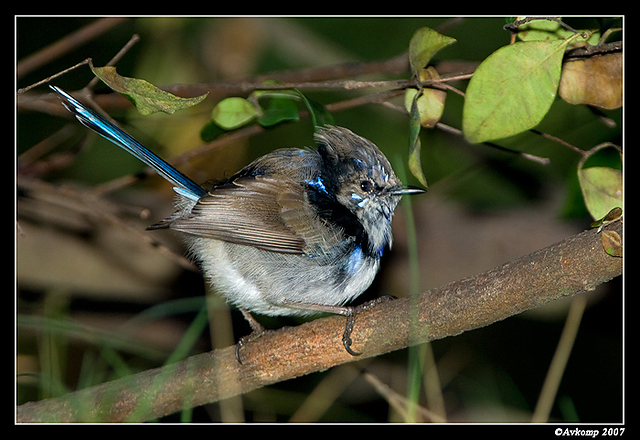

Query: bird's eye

[360,180,372,192]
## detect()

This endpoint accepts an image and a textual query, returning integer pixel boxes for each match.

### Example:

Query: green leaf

[409,27,456,72]
[306,97,334,128]
[578,166,622,221]
[200,120,226,142]
[578,143,622,221]
[253,88,333,128]
[257,96,299,127]
[90,62,208,116]
[407,94,428,187]
[211,97,259,130]
[462,36,580,144]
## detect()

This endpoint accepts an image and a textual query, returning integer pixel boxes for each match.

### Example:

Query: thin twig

[17,17,127,78]
[85,34,141,90]
[504,17,587,38]
[433,122,551,165]
[17,177,198,271]
[529,129,587,157]
[17,59,90,95]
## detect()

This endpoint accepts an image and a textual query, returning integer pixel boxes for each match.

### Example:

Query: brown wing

[167,175,310,254]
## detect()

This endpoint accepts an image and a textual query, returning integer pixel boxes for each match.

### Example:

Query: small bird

[50,85,425,362]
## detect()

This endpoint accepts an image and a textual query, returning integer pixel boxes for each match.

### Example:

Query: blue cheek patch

[351,193,369,208]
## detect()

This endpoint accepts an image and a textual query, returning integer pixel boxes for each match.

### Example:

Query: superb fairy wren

[50,85,425,361]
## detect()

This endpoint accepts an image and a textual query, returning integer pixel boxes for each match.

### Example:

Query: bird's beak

[390,185,427,196]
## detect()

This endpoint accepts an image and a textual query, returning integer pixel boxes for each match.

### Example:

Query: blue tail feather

[50,85,206,201]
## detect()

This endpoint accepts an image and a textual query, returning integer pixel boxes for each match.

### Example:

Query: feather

[166,174,310,254]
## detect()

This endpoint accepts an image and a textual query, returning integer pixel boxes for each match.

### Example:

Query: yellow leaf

[90,61,208,115]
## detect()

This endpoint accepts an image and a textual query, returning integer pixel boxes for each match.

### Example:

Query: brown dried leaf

[559,52,622,109]
[601,230,622,257]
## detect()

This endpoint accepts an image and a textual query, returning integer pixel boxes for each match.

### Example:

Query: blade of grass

[531,296,587,422]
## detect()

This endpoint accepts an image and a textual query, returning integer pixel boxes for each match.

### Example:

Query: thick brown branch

[16,222,622,422]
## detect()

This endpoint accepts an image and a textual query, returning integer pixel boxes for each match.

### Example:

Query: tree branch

[16,221,622,422]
